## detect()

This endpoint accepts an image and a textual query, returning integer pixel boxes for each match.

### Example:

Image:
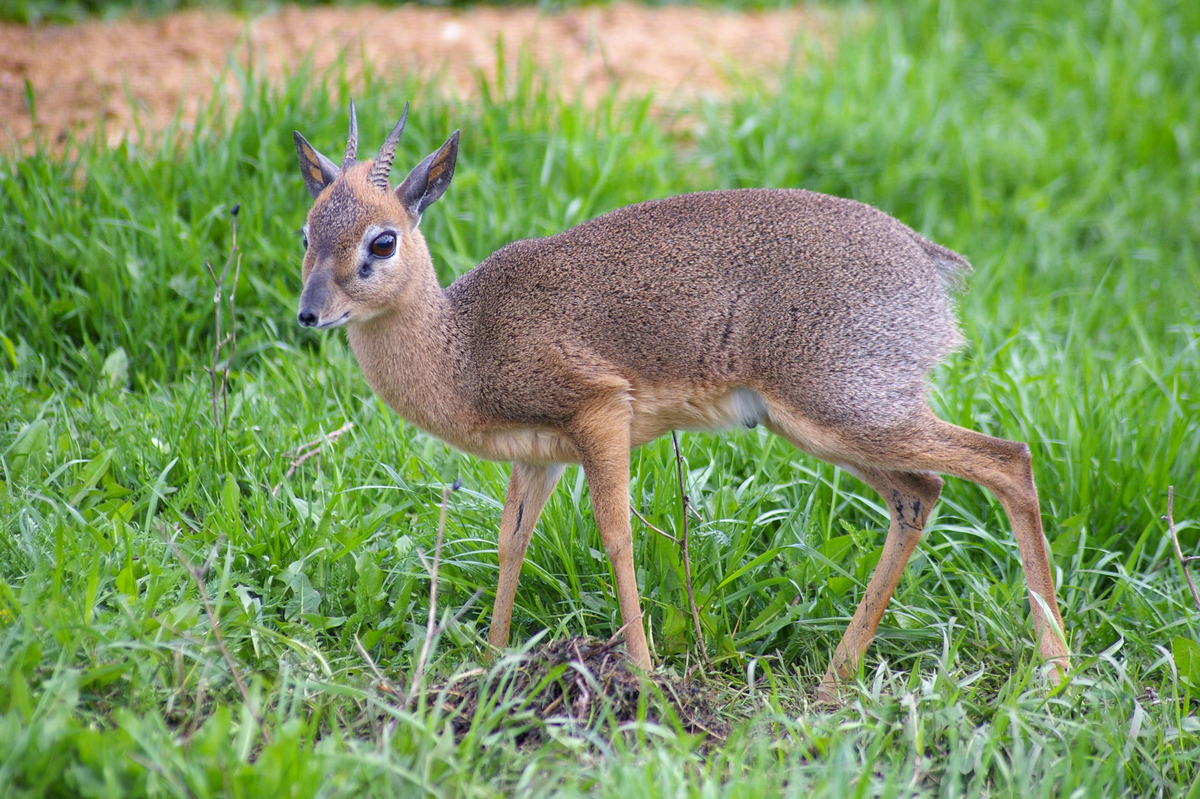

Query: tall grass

[1,0,1199,795]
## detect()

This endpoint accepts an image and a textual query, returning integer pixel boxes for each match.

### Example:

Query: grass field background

[2,0,1200,795]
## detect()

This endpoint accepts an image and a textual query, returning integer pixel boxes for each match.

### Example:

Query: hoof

[814,677,842,707]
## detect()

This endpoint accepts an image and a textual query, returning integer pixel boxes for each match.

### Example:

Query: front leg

[570,404,653,670]
[488,462,565,656]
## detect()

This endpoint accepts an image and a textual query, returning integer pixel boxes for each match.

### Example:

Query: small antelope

[293,104,1069,700]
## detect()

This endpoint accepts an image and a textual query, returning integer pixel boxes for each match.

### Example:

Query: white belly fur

[461,385,767,464]
[627,384,766,446]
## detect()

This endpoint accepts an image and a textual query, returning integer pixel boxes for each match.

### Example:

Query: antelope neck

[345,280,472,438]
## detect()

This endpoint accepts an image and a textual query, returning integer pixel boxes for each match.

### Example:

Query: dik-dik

[293,104,1070,701]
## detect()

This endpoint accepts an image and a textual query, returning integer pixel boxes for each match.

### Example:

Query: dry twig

[165,533,267,737]
[355,634,399,697]
[671,431,712,669]
[271,422,354,496]
[1166,485,1200,617]
[606,611,647,649]
[630,435,711,667]
[406,479,462,709]
[445,587,485,628]
[632,506,679,545]
[204,203,242,431]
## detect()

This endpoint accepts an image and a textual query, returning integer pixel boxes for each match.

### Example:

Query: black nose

[298,310,318,327]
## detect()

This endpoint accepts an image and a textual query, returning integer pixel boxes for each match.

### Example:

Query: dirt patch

[419,636,733,745]
[0,3,829,152]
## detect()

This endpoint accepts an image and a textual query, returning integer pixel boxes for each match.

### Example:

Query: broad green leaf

[661,605,690,656]
[116,565,138,598]
[103,346,129,389]
[1051,513,1087,558]
[3,419,49,483]
[81,661,133,689]
[19,640,42,671]
[302,613,348,630]
[359,629,384,650]
[286,570,322,621]
[221,471,240,520]
[6,670,31,720]
[70,448,114,505]
[821,535,854,564]
[290,495,324,524]
[1173,637,1200,692]
[855,545,884,581]
[355,552,384,618]
[0,333,16,369]
[1186,769,1200,799]
[827,576,854,596]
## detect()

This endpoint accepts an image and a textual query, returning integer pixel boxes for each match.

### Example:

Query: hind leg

[765,404,1069,698]
[816,467,943,704]
[889,416,1070,676]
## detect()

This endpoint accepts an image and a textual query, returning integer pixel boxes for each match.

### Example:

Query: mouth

[315,313,350,329]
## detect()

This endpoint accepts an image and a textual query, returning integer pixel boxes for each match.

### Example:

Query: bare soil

[420,636,734,745]
[0,3,829,152]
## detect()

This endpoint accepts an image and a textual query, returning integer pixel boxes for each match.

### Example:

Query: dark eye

[302,235,308,250]
[370,232,397,258]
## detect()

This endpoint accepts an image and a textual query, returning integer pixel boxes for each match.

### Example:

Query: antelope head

[293,102,460,329]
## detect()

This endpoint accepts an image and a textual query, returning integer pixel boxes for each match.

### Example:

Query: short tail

[912,233,971,293]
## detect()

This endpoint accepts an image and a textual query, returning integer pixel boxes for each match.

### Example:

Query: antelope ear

[294,131,340,199]
[395,130,460,223]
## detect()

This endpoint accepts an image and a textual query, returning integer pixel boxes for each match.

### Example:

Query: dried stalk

[204,203,242,431]
[1166,485,1200,617]
[606,611,646,648]
[355,634,399,697]
[632,506,679,545]
[165,533,266,736]
[406,479,462,709]
[271,422,354,496]
[671,431,712,668]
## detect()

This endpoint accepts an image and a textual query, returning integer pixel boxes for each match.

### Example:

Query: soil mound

[421,636,733,745]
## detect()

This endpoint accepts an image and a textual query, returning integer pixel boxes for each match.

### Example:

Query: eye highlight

[370,232,397,258]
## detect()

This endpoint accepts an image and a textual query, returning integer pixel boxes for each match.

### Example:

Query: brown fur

[294,111,1070,701]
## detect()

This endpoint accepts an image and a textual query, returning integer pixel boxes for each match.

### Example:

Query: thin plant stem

[407,478,462,709]
[165,533,267,739]
[672,431,711,668]
[204,203,241,431]
[1166,486,1200,617]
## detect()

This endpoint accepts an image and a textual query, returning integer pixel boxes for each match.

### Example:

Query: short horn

[368,102,410,191]
[342,100,359,168]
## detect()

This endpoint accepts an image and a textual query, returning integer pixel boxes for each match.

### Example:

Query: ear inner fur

[397,131,460,219]
[294,131,339,200]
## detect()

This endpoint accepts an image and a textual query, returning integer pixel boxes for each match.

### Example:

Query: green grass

[2,0,1200,795]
